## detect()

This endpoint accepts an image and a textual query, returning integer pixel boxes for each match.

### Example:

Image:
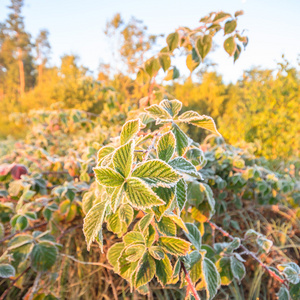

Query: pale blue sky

[0,0,299,82]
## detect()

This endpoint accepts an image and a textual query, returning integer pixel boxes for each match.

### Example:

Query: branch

[181,261,201,300]
[208,221,289,288]
[0,222,47,243]
[0,267,30,300]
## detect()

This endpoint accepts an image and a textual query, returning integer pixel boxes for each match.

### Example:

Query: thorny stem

[208,221,289,288]
[181,261,201,300]
[0,267,31,300]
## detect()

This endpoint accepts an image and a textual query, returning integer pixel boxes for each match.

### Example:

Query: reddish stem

[181,261,201,300]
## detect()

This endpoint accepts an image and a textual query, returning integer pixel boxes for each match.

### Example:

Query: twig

[60,254,113,270]
[0,266,30,300]
[57,224,82,242]
[0,222,47,243]
[181,261,201,300]
[208,221,289,288]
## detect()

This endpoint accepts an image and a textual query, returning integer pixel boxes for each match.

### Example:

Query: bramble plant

[82,99,298,299]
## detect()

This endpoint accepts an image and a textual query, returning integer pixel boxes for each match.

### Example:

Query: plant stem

[181,261,201,300]
[208,221,289,288]
[0,267,30,300]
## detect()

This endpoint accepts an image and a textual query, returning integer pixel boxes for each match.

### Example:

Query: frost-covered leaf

[230,256,246,283]
[149,246,165,260]
[157,132,176,162]
[155,254,173,285]
[152,186,175,221]
[169,157,202,179]
[277,286,290,300]
[82,191,95,215]
[126,244,146,262]
[178,111,220,136]
[107,210,122,234]
[0,264,15,278]
[119,204,134,226]
[83,200,108,251]
[172,123,189,156]
[159,237,191,255]
[97,146,115,165]
[257,236,273,254]
[125,178,165,209]
[138,213,154,233]
[132,160,181,187]
[110,184,124,213]
[123,231,145,246]
[145,104,172,120]
[223,238,241,254]
[135,252,156,288]
[120,119,141,145]
[168,214,188,232]
[94,167,124,187]
[216,257,233,285]
[184,223,202,250]
[201,257,221,300]
[175,179,187,212]
[280,263,300,284]
[157,216,176,236]
[30,242,58,272]
[185,148,204,166]
[201,183,215,216]
[160,99,182,117]
[107,242,125,272]
[113,140,134,178]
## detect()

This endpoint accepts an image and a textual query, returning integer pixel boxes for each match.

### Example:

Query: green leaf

[172,66,180,79]
[282,267,300,285]
[168,213,188,232]
[119,204,134,226]
[159,237,191,255]
[107,210,122,234]
[175,179,187,212]
[160,99,182,117]
[234,44,242,62]
[113,140,134,178]
[184,223,202,250]
[224,36,236,56]
[159,54,171,72]
[169,157,202,179]
[125,178,165,209]
[157,216,177,236]
[257,235,273,253]
[132,160,180,187]
[135,252,156,288]
[166,32,179,52]
[230,256,245,283]
[83,200,108,251]
[185,148,204,166]
[30,242,58,272]
[97,146,115,165]
[234,10,244,17]
[202,257,221,300]
[201,183,216,216]
[145,57,160,77]
[224,19,237,34]
[155,254,173,286]
[107,242,125,272]
[110,184,124,213]
[123,231,145,246]
[178,111,220,136]
[145,104,172,120]
[0,264,15,278]
[172,123,189,156]
[196,35,212,60]
[157,132,176,162]
[94,167,124,187]
[149,246,165,260]
[120,119,141,145]
[125,244,146,262]
[223,238,241,254]
[144,224,156,247]
[216,257,233,285]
